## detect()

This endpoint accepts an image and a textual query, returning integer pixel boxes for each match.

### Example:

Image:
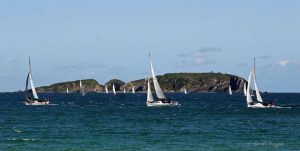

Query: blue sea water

[0,92,300,151]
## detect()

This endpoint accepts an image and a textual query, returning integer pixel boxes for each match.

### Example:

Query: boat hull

[247,103,275,108]
[146,101,179,107]
[25,99,50,106]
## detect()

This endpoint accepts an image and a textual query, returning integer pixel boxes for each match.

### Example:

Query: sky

[0,0,299,92]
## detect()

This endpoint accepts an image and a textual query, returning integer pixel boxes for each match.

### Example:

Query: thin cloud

[262,59,298,70]
[198,47,221,53]
[277,60,292,67]
[256,55,271,60]
[177,47,221,67]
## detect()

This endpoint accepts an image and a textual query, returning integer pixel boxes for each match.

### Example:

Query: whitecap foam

[11,138,36,141]
[14,129,22,133]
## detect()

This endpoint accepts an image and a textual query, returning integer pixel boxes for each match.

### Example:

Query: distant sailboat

[243,83,247,96]
[228,85,233,95]
[123,88,126,94]
[79,80,85,96]
[66,87,69,94]
[132,86,135,94]
[246,58,275,108]
[112,84,116,95]
[105,85,109,93]
[183,87,187,94]
[25,58,49,105]
[146,53,179,106]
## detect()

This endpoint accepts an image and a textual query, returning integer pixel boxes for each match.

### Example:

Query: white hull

[146,101,179,107]
[247,103,274,108]
[25,100,49,106]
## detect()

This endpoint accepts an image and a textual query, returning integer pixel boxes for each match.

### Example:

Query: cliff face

[36,79,104,93]
[35,72,247,93]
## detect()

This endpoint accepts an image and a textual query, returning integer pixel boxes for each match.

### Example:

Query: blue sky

[0,0,299,92]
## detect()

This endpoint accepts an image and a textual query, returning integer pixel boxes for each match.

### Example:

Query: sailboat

[228,85,233,95]
[132,86,135,94]
[66,87,69,94]
[105,85,109,93]
[243,83,247,96]
[183,87,187,94]
[246,58,275,108]
[112,84,116,95]
[123,88,126,94]
[146,54,179,106]
[25,58,49,105]
[79,80,85,96]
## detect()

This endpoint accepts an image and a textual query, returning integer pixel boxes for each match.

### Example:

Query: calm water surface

[0,92,300,150]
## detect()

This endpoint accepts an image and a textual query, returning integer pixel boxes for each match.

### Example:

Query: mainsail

[149,54,166,99]
[184,88,187,94]
[105,85,108,93]
[229,85,233,95]
[123,89,126,94]
[79,81,84,94]
[67,87,69,94]
[26,58,39,99]
[147,78,154,103]
[243,83,247,96]
[132,86,135,94]
[246,70,254,104]
[113,84,116,95]
[25,72,30,99]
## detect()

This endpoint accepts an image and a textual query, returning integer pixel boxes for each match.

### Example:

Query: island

[35,72,247,93]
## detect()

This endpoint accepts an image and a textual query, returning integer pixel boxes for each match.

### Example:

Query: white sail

[28,58,39,99]
[253,76,263,103]
[123,89,126,94]
[149,54,166,99]
[67,87,69,94]
[246,70,254,104]
[253,59,263,103]
[229,85,233,95]
[29,73,39,99]
[147,78,154,103]
[113,84,116,95]
[243,83,247,96]
[79,80,85,95]
[184,88,187,94]
[132,86,135,94]
[105,85,108,93]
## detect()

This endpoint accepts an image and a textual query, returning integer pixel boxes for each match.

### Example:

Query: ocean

[0,92,300,151]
